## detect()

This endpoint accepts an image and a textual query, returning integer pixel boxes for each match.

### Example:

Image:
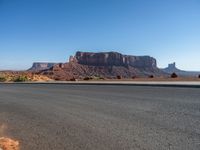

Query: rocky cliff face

[123,55,157,68]
[40,51,164,80]
[75,51,157,68]
[75,51,125,66]
[28,62,57,71]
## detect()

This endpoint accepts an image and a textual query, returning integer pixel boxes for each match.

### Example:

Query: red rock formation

[40,51,164,80]
[75,51,124,66]
[75,51,157,68]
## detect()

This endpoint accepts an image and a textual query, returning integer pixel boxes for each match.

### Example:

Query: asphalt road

[0,84,200,150]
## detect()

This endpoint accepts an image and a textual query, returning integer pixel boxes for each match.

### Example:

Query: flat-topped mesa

[28,62,57,71]
[75,51,157,68]
[75,51,124,66]
[40,51,164,80]
[125,55,157,68]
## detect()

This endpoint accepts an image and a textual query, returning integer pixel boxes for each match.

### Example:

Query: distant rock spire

[69,56,77,63]
[168,62,176,69]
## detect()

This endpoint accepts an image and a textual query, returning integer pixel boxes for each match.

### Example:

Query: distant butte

[28,62,57,71]
[38,51,165,80]
[161,62,200,77]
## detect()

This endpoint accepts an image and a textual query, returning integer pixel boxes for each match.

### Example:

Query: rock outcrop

[40,51,164,80]
[161,62,200,77]
[75,51,157,68]
[28,62,57,71]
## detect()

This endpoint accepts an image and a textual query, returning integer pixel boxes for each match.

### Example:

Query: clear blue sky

[0,0,200,70]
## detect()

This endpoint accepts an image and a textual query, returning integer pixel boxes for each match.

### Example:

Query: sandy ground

[0,137,19,150]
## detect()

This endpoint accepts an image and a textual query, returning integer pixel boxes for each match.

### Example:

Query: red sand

[0,137,19,150]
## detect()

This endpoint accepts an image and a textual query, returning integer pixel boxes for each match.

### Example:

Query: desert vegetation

[116,75,122,79]
[82,76,104,81]
[0,75,6,82]
[70,78,76,81]
[132,76,136,79]
[171,72,178,78]
[0,72,52,82]
[13,75,29,82]
[83,77,91,80]
[149,75,154,78]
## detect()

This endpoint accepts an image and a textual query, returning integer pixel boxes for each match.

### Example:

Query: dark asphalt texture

[0,84,200,150]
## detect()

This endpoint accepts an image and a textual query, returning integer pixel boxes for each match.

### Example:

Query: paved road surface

[0,84,200,150]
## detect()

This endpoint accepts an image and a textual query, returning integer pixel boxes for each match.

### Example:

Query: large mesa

[39,51,164,80]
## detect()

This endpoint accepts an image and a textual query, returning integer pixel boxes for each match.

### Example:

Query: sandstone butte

[39,51,165,80]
